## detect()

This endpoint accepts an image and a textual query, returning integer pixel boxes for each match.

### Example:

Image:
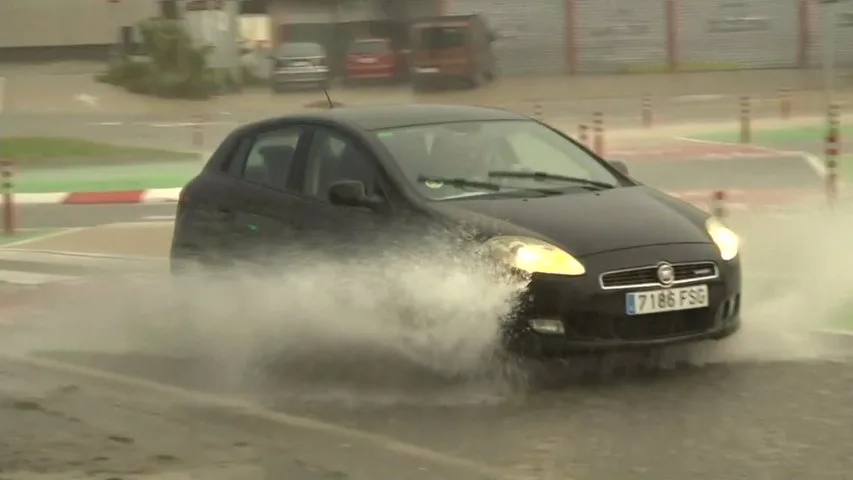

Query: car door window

[231,126,304,191]
[302,128,381,201]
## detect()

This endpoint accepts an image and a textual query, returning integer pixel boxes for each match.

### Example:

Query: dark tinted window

[232,127,304,191]
[275,42,325,57]
[417,26,467,50]
[348,40,390,55]
[302,128,379,202]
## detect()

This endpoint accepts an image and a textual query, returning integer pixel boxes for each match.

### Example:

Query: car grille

[599,261,718,290]
[564,309,714,341]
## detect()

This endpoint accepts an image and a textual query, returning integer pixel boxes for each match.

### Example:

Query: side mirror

[609,160,629,175]
[328,180,381,209]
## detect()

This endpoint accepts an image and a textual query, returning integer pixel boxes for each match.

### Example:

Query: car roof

[271,104,529,131]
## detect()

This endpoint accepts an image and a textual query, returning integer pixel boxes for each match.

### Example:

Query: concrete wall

[0,0,158,48]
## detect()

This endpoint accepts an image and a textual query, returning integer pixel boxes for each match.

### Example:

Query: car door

[221,123,314,264]
[294,126,399,256]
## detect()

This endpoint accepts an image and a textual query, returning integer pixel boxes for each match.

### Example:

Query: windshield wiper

[487,170,617,190]
[416,175,503,191]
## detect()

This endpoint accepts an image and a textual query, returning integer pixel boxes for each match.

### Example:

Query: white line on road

[0,270,76,285]
[0,228,86,248]
[0,354,522,480]
[674,136,826,180]
[142,215,177,221]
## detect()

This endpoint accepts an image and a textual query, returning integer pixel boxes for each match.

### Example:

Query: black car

[170,104,742,356]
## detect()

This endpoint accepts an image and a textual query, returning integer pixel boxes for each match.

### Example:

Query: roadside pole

[711,190,726,221]
[821,0,840,109]
[825,103,841,208]
[1,161,15,236]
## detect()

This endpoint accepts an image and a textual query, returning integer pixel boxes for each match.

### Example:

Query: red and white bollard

[641,93,653,128]
[1,161,15,236]
[191,114,206,151]
[533,104,543,121]
[779,88,792,120]
[711,190,726,220]
[825,103,841,208]
[739,96,751,144]
[578,124,589,148]
[593,112,604,157]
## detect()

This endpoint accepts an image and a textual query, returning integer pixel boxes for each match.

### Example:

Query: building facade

[0,0,846,74]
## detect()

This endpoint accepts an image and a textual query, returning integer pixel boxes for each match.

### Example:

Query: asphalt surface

[18,203,176,229]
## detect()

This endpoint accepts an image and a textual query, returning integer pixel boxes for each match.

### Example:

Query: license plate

[626,285,709,316]
[416,67,439,73]
[358,58,378,64]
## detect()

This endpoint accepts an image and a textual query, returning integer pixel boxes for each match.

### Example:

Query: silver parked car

[270,42,329,92]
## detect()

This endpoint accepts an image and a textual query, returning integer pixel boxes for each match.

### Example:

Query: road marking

[0,228,86,248]
[0,270,76,285]
[674,136,825,180]
[142,215,177,221]
[73,93,99,109]
[0,353,523,480]
[97,220,175,228]
[0,248,163,267]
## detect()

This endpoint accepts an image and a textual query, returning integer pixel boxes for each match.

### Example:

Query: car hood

[428,186,712,257]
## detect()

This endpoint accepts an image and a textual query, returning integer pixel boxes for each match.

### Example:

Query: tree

[98,17,218,99]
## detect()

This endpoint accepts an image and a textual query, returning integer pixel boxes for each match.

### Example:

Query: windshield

[275,42,325,57]
[374,120,622,200]
[349,39,390,55]
[416,26,467,50]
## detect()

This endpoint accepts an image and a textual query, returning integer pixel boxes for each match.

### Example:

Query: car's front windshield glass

[373,120,622,200]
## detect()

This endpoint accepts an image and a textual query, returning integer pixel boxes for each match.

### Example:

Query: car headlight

[705,217,739,261]
[483,236,586,276]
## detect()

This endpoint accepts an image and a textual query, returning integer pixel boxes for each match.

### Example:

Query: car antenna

[323,87,335,109]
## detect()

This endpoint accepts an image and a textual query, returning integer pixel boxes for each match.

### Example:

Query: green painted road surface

[690,124,853,145]
[12,162,200,193]
[0,136,197,167]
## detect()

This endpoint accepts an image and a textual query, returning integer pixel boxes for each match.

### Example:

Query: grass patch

[0,136,197,168]
[0,229,60,246]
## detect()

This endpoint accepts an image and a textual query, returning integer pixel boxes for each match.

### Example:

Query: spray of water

[3,238,530,406]
[691,206,853,365]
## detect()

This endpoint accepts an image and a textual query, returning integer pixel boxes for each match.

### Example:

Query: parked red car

[344,38,402,84]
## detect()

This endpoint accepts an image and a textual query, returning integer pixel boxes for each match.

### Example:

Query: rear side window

[230,127,304,191]
[417,26,467,50]
[348,40,390,55]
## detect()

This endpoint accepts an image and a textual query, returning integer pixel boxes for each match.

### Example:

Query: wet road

[18,203,176,229]
[15,344,853,480]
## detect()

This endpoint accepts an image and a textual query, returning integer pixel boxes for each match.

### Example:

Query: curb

[13,188,182,205]
[5,186,824,209]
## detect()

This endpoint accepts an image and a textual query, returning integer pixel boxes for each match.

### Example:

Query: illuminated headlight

[705,217,739,261]
[484,236,586,276]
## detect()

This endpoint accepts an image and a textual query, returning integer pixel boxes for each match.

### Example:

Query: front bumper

[503,243,742,356]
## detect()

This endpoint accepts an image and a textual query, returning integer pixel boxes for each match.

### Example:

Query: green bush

[98,18,220,99]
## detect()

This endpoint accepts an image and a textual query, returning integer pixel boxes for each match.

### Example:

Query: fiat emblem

[657,263,675,286]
